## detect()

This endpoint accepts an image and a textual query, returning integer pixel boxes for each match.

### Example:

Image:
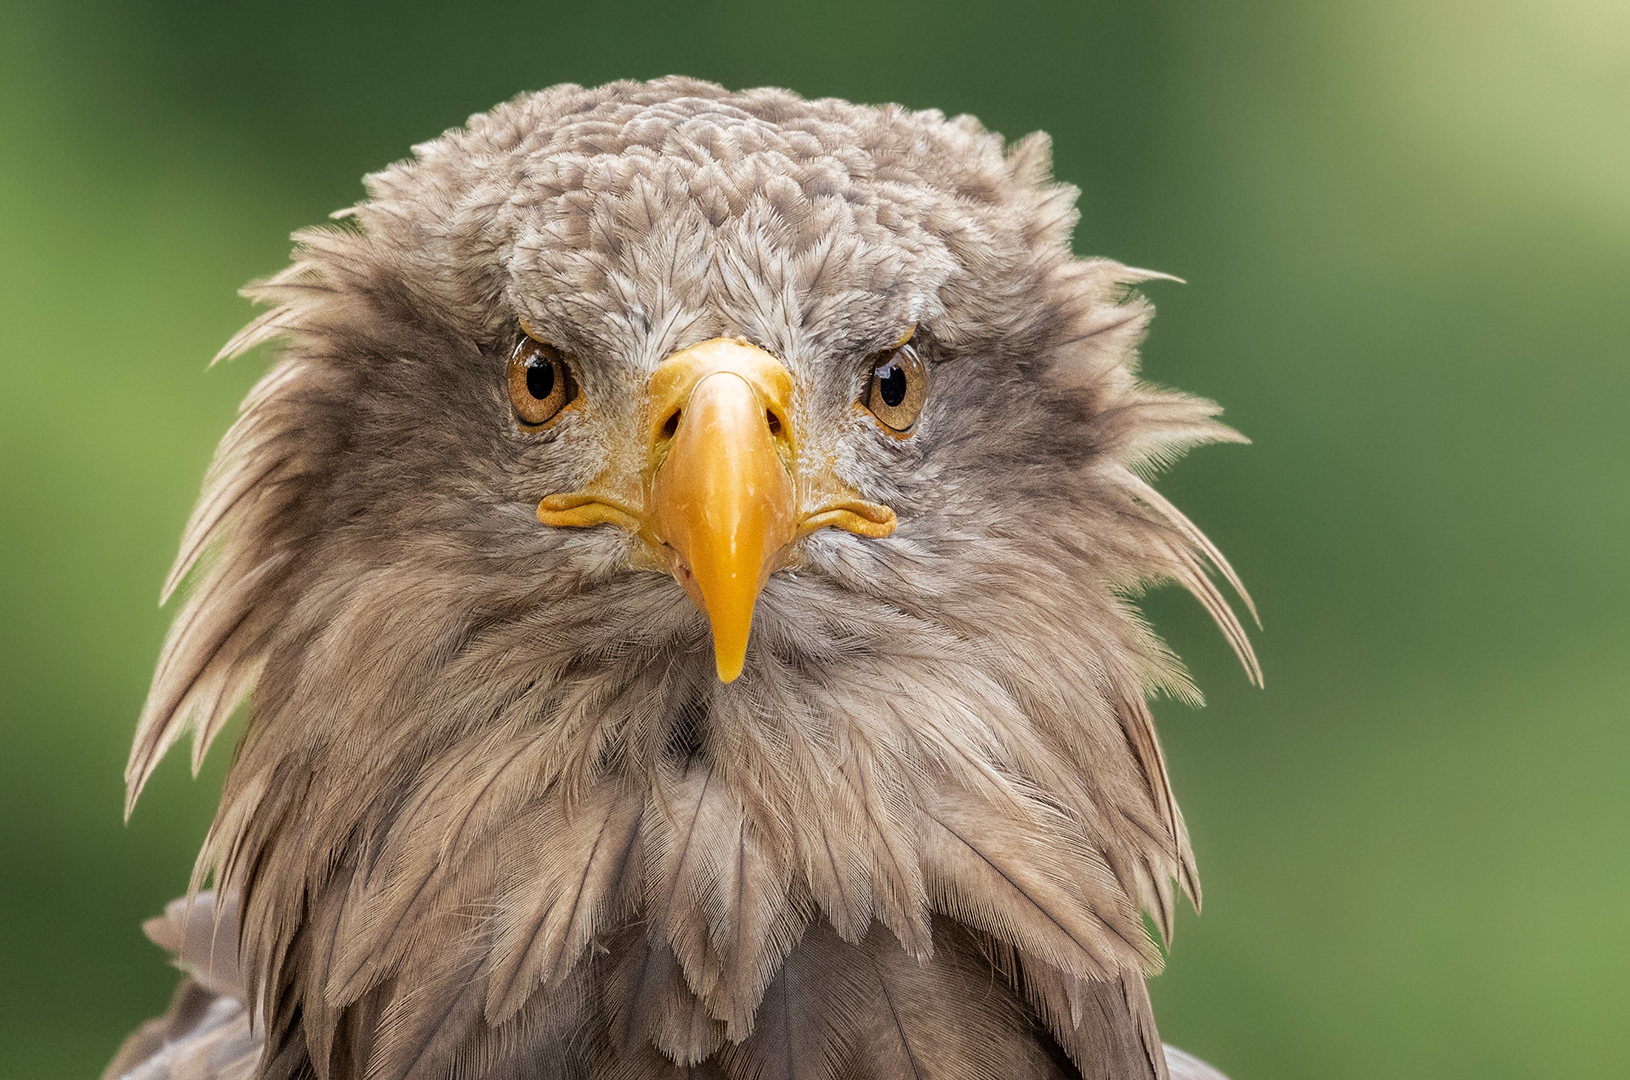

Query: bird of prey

[107,77,1257,1080]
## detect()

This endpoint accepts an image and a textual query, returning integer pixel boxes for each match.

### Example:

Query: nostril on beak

[660,409,681,440]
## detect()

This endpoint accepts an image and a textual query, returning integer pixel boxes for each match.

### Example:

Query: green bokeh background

[2,1,1625,1077]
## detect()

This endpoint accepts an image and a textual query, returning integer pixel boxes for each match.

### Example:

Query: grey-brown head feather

[124,77,1254,1080]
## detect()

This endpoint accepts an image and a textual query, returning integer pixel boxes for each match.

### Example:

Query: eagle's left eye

[863,342,927,435]
[508,337,578,428]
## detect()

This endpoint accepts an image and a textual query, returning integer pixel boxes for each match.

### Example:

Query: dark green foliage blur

[2,1,1625,1077]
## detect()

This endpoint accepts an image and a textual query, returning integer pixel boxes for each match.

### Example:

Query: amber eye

[863,342,927,435]
[507,337,577,427]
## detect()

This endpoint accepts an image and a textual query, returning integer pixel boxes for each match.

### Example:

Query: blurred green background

[2,0,1625,1077]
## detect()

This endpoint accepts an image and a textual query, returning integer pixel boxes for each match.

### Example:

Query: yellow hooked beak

[537,338,895,682]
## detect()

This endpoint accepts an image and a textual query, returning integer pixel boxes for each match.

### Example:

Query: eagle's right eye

[508,337,578,428]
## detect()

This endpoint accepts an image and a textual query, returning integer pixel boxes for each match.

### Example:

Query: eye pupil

[525,357,556,400]
[877,361,907,407]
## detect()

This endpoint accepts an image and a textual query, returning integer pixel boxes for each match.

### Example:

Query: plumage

[110,77,1253,1080]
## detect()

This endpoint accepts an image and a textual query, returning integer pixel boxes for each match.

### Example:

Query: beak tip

[714,645,746,683]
